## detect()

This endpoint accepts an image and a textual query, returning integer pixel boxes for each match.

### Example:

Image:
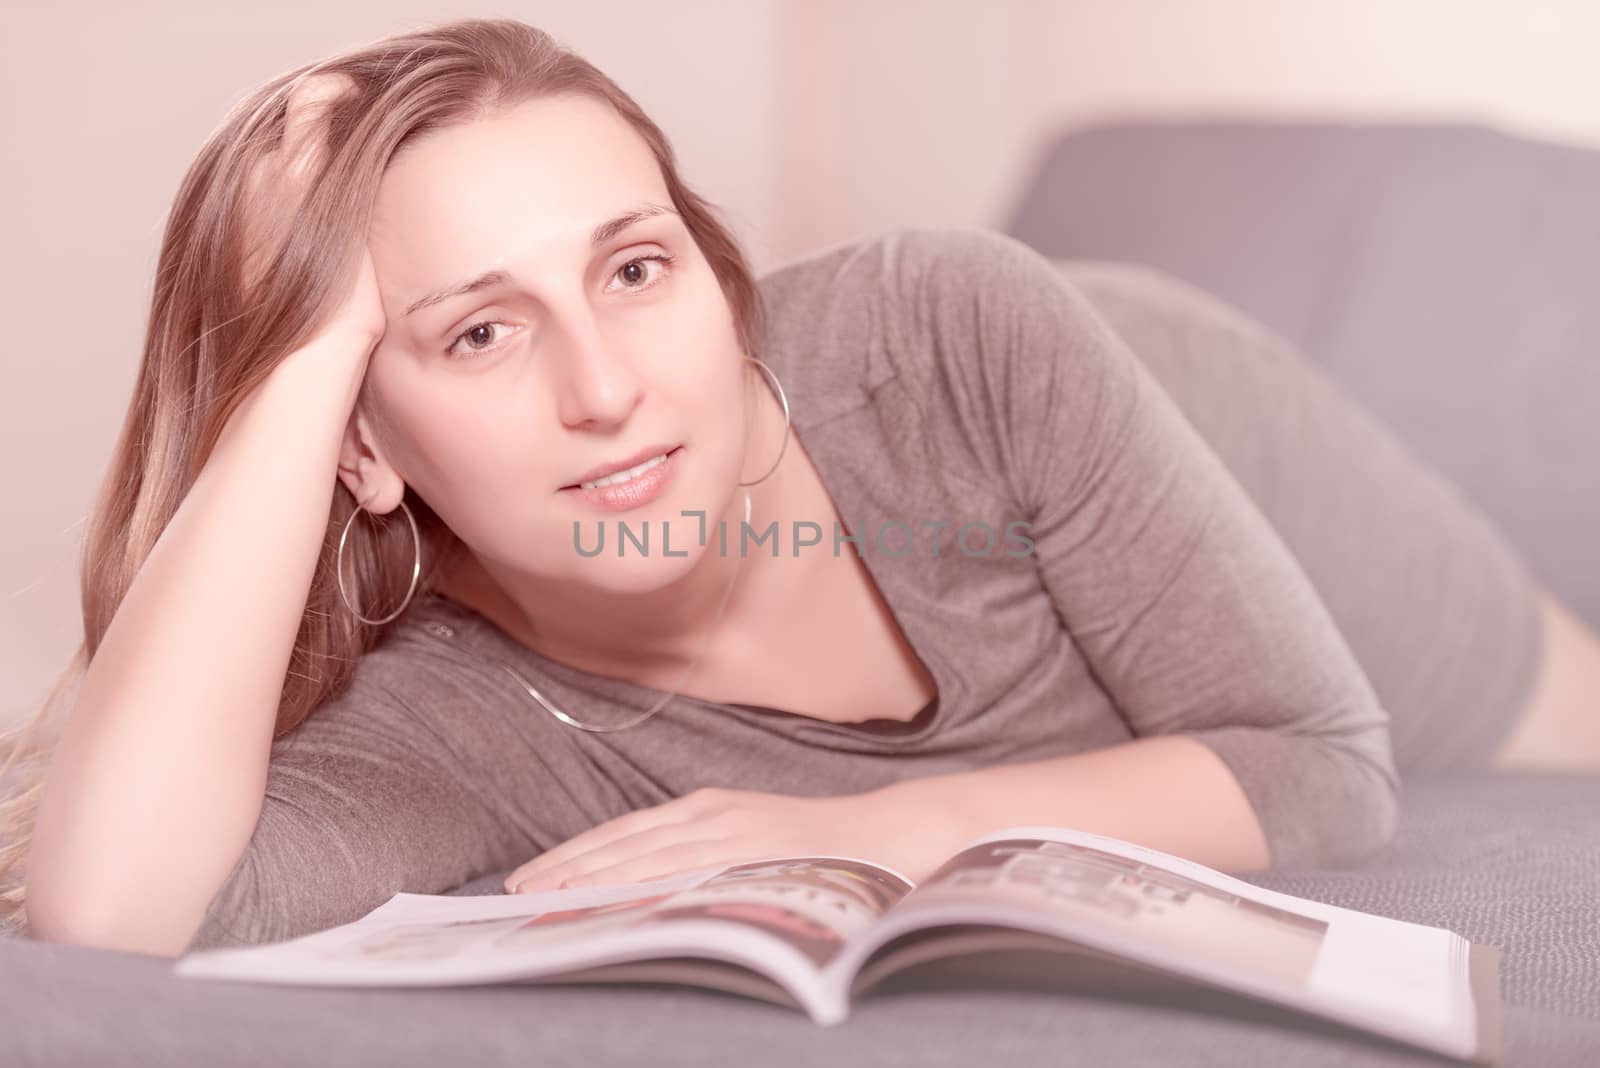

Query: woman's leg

[1055,260,1595,775]
[1490,587,1600,770]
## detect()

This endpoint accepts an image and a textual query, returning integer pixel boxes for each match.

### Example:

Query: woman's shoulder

[754,227,1101,422]
[270,594,498,747]
[755,224,1071,320]
[770,225,1130,355]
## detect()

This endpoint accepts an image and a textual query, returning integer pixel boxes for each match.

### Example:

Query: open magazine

[174,825,1503,1065]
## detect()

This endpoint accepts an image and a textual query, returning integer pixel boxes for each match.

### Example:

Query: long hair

[0,16,767,934]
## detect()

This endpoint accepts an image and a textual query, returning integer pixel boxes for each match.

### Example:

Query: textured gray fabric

[1003,119,1600,634]
[8,774,1598,1067]
[180,226,1409,953]
[1053,261,1543,777]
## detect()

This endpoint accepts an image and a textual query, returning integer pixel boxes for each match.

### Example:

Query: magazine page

[530,855,915,1024]
[174,854,915,1026]
[173,866,726,983]
[848,922,1211,1002]
[825,826,1499,1065]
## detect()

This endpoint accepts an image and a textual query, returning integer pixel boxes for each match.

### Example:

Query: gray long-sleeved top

[187,226,1401,952]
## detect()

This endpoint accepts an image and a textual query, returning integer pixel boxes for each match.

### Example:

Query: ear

[337,405,406,512]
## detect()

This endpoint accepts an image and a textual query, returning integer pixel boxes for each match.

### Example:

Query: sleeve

[184,648,533,953]
[899,226,1401,871]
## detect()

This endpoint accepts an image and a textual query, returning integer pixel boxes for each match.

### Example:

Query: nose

[549,307,645,430]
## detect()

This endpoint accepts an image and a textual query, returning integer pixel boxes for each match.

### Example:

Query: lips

[562,444,683,490]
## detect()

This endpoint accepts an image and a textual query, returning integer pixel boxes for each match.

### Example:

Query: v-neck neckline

[422,394,946,743]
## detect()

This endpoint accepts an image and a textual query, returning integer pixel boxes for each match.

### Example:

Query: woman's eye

[445,320,510,361]
[610,253,675,293]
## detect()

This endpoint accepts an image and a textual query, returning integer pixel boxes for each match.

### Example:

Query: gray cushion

[1004,119,1600,633]
[6,773,1599,1065]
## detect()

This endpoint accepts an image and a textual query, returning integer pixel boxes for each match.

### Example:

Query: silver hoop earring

[738,355,791,487]
[336,496,422,625]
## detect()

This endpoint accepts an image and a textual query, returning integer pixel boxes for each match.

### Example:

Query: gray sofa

[6,120,1598,1066]
[1007,118,1600,634]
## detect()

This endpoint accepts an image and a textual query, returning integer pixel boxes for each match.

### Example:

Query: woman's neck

[436,382,817,685]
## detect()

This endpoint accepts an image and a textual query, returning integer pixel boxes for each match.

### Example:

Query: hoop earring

[738,355,791,487]
[336,496,422,625]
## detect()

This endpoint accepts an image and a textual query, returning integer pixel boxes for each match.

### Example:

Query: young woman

[8,17,1598,958]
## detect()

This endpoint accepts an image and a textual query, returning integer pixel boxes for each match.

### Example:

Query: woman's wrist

[269,328,377,408]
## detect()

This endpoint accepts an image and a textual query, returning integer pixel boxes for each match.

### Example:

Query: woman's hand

[504,784,976,894]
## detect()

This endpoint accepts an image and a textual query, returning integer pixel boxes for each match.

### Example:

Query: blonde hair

[0,16,767,935]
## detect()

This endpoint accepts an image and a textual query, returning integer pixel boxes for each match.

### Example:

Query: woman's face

[351,93,751,596]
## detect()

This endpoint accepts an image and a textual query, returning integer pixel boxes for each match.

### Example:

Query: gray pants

[1061,261,1544,778]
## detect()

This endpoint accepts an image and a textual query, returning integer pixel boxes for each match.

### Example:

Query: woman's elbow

[1314,740,1402,870]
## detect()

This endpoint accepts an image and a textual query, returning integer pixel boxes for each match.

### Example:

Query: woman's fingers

[505,789,727,890]
[279,71,356,182]
[238,70,358,295]
[512,827,733,893]
[556,841,752,891]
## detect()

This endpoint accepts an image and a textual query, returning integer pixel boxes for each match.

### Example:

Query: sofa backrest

[1004,119,1600,631]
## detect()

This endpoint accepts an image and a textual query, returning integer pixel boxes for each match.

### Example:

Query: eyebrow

[402,202,681,319]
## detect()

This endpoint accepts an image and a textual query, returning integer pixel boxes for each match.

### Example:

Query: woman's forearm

[876,734,1273,875]
[28,337,371,954]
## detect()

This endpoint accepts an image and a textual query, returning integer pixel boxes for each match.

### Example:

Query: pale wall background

[5,0,1598,728]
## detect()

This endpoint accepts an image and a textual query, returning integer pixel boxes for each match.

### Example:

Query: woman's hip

[1057,260,1543,777]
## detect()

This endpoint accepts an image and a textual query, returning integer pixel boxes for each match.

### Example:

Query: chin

[570,543,708,594]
